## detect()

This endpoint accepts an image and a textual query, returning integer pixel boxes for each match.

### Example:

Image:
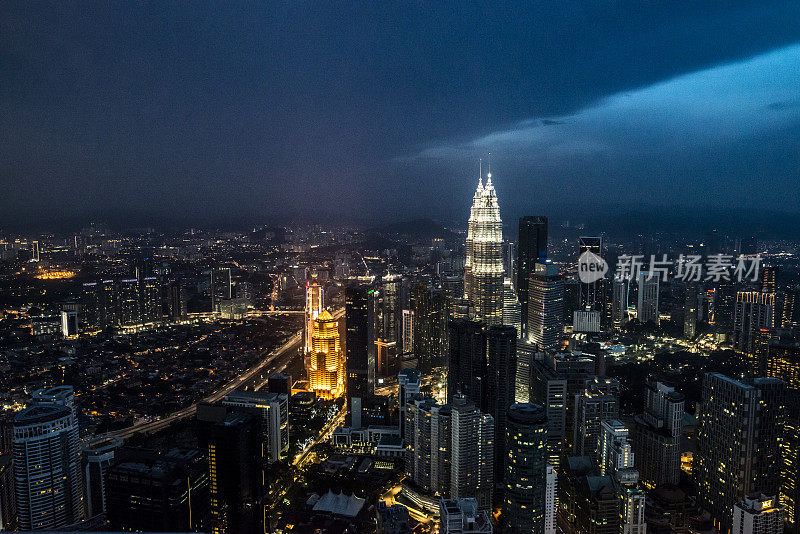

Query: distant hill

[369,218,460,241]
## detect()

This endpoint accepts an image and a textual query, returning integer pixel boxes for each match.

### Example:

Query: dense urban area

[1,177,799,534]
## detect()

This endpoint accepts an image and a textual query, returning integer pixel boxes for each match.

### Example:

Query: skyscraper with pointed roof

[307,309,344,399]
[465,167,504,326]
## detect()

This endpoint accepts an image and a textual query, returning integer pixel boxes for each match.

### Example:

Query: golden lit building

[307,310,344,399]
[305,282,324,354]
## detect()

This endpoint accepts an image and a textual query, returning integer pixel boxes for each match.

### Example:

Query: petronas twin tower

[465,169,504,326]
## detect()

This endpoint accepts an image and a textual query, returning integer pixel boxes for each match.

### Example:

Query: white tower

[465,163,504,326]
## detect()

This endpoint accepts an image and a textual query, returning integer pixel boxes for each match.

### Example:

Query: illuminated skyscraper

[632,379,684,489]
[637,272,660,325]
[305,282,324,354]
[369,277,400,379]
[211,267,232,312]
[695,374,786,533]
[502,403,548,534]
[573,377,620,460]
[761,266,778,294]
[684,285,699,339]
[412,283,449,372]
[528,263,564,350]
[465,170,504,326]
[13,387,84,531]
[503,278,522,337]
[734,291,775,357]
[578,236,606,320]
[307,310,344,399]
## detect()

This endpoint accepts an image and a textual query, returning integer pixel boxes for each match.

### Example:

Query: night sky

[2,2,800,230]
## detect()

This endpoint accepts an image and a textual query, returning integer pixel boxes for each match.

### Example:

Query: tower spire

[478,158,484,190]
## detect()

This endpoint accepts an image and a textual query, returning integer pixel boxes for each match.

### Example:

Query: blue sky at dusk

[1,1,799,229]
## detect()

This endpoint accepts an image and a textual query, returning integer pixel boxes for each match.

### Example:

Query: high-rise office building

[573,377,620,460]
[734,291,775,357]
[545,465,557,534]
[529,360,567,466]
[598,419,632,477]
[684,286,699,339]
[370,277,401,379]
[517,216,548,339]
[632,379,684,489]
[597,420,647,534]
[412,283,449,372]
[487,325,517,483]
[0,451,14,532]
[83,277,164,329]
[0,413,15,532]
[782,291,797,330]
[503,278,522,337]
[405,395,494,511]
[345,284,371,399]
[530,352,596,460]
[465,171,504,326]
[304,282,324,354]
[118,278,141,325]
[166,279,184,319]
[779,396,800,533]
[558,456,620,534]
[714,280,737,332]
[611,278,630,328]
[761,266,778,294]
[619,479,647,534]
[82,435,122,520]
[61,309,78,338]
[528,263,564,350]
[196,404,265,534]
[578,237,607,324]
[138,276,161,323]
[267,372,292,395]
[211,267,232,313]
[13,393,84,530]
[695,373,786,533]
[306,310,344,399]
[448,319,488,411]
[398,368,421,437]
[223,390,289,463]
[766,344,800,532]
[502,403,548,534]
[637,272,660,325]
[106,448,209,533]
[732,494,784,534]
[514,339,536,404]
[451,395,495,509]
[402,309,414,355]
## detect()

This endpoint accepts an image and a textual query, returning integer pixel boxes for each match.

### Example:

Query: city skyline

[2,3,800,534]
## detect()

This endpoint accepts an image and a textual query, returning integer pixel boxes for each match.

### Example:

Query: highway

[115,308,343,440]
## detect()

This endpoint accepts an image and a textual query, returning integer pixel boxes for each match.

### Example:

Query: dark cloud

[1,1,799,230]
